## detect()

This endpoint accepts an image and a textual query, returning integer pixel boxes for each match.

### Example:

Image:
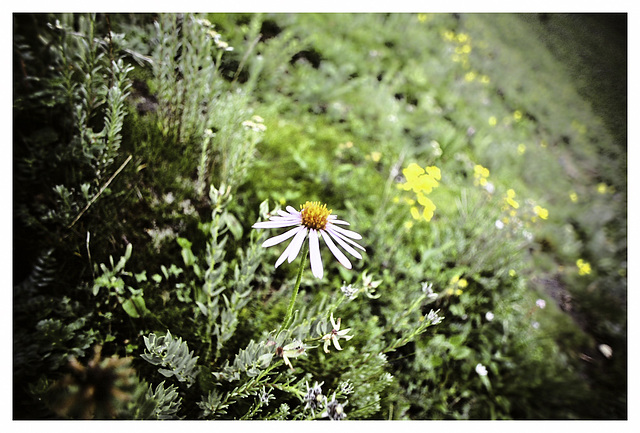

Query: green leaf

[223,212,243,241]
[122,295,149,318]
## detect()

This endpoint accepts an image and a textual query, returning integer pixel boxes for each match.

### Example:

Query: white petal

[329,224,363,240]
[275,246,291,268]
[268,215,299,223]
[274,227,305,268]
[276,209,292,217]
[253,220,300,229]
[330,312,338,329]
[262,226,302,248]
[332,337,343,351]
[320,230,352,269]
[286,227,308,263]
[308,229,323,279]
[329,219,350,225]
[327,226,366,252]
[286,206,301,215]
[325,227,364,258]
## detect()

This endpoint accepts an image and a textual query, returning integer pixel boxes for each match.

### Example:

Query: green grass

[13,12,626,420]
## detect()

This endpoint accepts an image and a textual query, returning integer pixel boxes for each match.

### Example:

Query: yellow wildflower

[426,166,441,180]
[456,33,469,43]
[514,110,523,121]
[533,205,549,220]
[597,183,608,194]
[576,259,592,276]
[505,189,519,209]
[517,143,526,155]
[473,164,490,186]
[399,163,440,223]
[488,116,497,127]
[447,275,467,296]
[569,191,578,203]
[410,206,421,220]
[420,196,436,221]
[370,151,381,162]
[465,71,477,82]
[480,75,490,84]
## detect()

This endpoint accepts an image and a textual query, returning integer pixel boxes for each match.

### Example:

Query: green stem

[280,246,307,333]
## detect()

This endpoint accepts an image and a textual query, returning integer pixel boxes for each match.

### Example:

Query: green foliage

[141,331,200,387]
[13,12,626,420]
[91,243,150,318]
[133,381,183,420]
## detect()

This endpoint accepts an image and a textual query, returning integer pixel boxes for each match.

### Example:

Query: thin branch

[67,154,133,229]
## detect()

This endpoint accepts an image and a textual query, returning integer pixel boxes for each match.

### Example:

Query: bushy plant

[13,12,626,420]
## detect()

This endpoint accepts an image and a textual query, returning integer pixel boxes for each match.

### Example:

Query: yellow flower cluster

[498,188,549,232]
[533,205,549,220]
[398,163,441,222]
[597,183,615,194]
[473,164,490,187]
[503,189,520,210]
[569,191,579,203]
[513,110,523,122]
[446,275,468,296]
[441,30,489,84]
[576,259,591,276]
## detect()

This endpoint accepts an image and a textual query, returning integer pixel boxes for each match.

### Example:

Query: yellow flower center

[300,201,332,230]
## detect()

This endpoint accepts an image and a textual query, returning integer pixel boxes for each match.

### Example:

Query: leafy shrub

[13,12,626,420]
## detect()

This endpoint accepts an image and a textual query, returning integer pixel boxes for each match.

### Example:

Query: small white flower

[536,299,546,309]
[276,339,307,371]
[426,309,443,325]
[598,343,613,359]
[322,312,353,353]
[321,393,347,420]
[495,219,505,229]
[303,381,325,414]
[252,201,365,279]
[483,181,495,194]
[340,283,358,300]
[485,311,494,321]
[421,281,438,300]
[532,321,540,329]
[475,363,488,376]
[339,380,354,395]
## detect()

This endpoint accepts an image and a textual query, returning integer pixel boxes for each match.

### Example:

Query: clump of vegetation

[13,12,626,420]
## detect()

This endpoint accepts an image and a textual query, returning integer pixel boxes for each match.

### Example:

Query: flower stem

[280,246,307,332]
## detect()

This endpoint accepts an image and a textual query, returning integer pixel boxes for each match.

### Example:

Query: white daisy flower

[252,201,365,279]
